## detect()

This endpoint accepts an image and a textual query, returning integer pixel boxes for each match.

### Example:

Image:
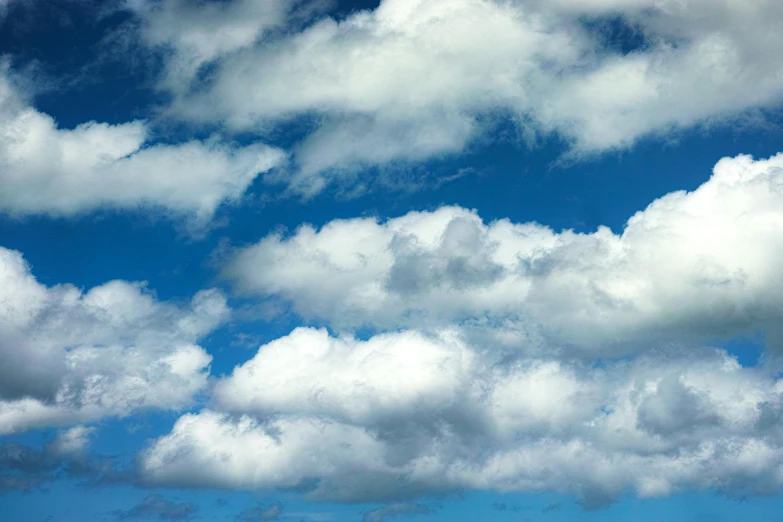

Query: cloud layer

[134,0,783,192]
[3,0,783,512]
[141,327,783,507]
[0,245,228,434]
[138,151,783,506]
[226,153,783,355]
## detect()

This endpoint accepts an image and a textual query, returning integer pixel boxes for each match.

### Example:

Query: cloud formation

[140,326,783,507]
[0,65,284,224]
[139,151,783,507]
[0,425,132,493]
[235,501,284,522]
[114,494,197,521]
[362,503,432,522]
[226,153,783,356]
[128,0,293,94]
[0,245,228,434]
[133,0,783,192]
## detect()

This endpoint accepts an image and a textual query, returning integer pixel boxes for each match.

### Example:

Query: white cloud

[140,150,783,504]
[127,0,294,95]
[0,65,285,224]
[50,426,95,457]
[212,328,475,425]
[0,245,229,434]
[225,152,783,355]
[142,0,783,191]
[141,326,783,505]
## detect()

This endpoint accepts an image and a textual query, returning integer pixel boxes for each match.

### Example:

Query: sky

[1,0,783,521]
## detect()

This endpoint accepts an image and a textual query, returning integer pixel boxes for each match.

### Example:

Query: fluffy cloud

[0,245,229,434]
[225,153,783,355]
[136,0,783,191]
[141,327,783,506]
[0,65,284,223]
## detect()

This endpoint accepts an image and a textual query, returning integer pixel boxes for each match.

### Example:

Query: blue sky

[2,0,783,521]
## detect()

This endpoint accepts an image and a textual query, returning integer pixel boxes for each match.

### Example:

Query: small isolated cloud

[114,494,197,521]
[362,503,432,522]
[50,426,95,457]
[542,503,562,514]
[236,501,284,521]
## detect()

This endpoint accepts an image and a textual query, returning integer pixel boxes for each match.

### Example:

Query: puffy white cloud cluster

[133,0,783,192]
[142,153,783,505]
[141,327,783,506]
[0,245,229,434]
[226,153,783,355]
[0,65,284,223]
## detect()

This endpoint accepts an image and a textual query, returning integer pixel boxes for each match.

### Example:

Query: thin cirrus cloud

[224,152,783,355]
[0,245,229,435]
[126,0,294,94]
[0,64,285,225]
[131,0,783,194]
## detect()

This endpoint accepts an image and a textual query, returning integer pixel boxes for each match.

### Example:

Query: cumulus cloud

[226,153,783,355]
[139,151,783,506]
[140,326,783,506]
[0,244,229,434]
[135,0,783,192]
[0,65,285,224]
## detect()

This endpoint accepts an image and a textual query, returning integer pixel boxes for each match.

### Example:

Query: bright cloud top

[0,65,285,223]
[0,245,229,434]
[135,0,783,192]
[141,327,783,507]
[226,153,783,354]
